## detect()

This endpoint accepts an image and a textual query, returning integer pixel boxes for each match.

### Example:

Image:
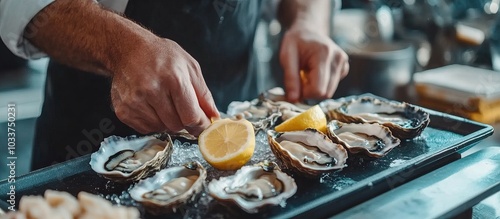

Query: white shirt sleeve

[100,0,128,13]
[0,0,128,59]
[0,0,55,59]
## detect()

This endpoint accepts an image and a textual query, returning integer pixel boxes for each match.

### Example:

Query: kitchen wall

[0,59,47,181]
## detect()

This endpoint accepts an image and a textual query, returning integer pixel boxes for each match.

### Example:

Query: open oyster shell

[90,135,173,182]
[327,120,401,158]
[327,96,430,140]
[154,129,203,141]
[267,129,348,177]
[227,99,282,131]
[227,87,313,131]
[129,161,207,215]
[319,99,345,118]
[259,87,311,121]
[207,161,297,214]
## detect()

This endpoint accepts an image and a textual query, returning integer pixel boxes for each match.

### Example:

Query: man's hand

[280,23,349,102]
[278,0,349,102]
[111,38,219,136]
[26,0,219,136]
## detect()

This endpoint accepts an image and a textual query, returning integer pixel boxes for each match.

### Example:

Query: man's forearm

[25,0,157,75]
[278,0,331,35]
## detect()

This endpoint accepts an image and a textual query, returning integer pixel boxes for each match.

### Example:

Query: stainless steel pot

[334,41,415,100]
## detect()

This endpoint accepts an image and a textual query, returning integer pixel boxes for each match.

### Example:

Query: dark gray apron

[31,0,262,170]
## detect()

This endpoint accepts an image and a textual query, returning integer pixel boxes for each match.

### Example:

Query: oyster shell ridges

[207,161,297,214]
[227,87,311,132]
[89,135,173,182]
[329,97,430,140]
[267,129,348,177]
[129,161,207,215]
[327,120,401,158]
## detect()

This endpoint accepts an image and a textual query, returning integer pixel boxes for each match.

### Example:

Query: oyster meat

[207,161,297,214]
[327,120,401,158]
[267,129,348,177]
[129,162,207,215]
[328,96,430,139]
[90,135,173,182]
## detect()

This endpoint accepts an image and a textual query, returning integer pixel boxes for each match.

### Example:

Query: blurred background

[0,42,47,179]
[1,0,499,183]
[256,0,500,99]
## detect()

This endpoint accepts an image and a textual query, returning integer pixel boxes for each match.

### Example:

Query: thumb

[190,67,220,120]
[195,84,219,120]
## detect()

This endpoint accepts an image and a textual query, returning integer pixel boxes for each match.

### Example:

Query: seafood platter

[0,88,493,218]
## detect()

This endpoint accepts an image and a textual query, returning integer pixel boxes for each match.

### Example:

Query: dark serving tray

[0,97,494,218]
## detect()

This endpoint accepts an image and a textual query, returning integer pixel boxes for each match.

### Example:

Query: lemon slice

[275,105,328,133]
[198,118,255,170]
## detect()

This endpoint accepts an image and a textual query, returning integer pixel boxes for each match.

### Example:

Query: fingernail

[212,102,220,117]
[210,117,221,123]
[286,92,299,103]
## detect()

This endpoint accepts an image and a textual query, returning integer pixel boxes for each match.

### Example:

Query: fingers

[302,46,332,99]
[114,75,211,136]
[171,79,212,136]
[326,50,349,96]
[189,59,220,120]
[111,37,219,136]
[280,39,301,102]
[325,66,341,98]
[112,84,165,134]
[338,49,350,79]
[281,26,350,101]
[340,60,350,79]
[150,92,184,134]
[143,59,211,136]
[301,43,349,100]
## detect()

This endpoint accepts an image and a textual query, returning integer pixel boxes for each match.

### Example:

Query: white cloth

[99,0,128,13]
[0,0,128,59]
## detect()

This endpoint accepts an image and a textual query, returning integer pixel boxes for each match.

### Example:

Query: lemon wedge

[274,105,328,133]
[198,118,255,170]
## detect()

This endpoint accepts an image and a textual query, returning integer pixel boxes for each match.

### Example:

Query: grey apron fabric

[31,0,262,170]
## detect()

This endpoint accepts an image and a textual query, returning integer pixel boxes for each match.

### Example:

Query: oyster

[259,87,311,121]
[90,135,173,182]
[227,99,282,131]
[319,99,345,120]
[267,129,348,177]
[328,96,430,139]
[129,162,207,215]
[227,87,313,130]
[207,161,297,214]
[259,87,288,102]
[158,129,197,141]
[327,120,401,158]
